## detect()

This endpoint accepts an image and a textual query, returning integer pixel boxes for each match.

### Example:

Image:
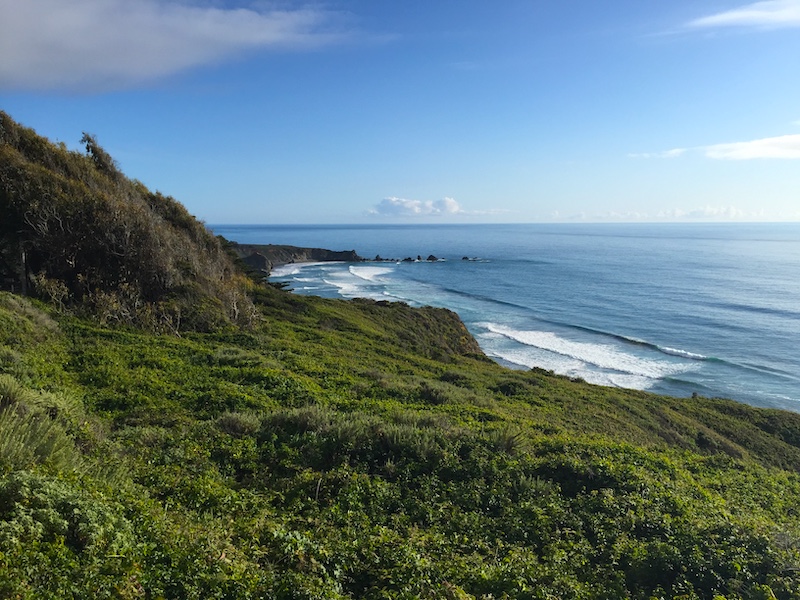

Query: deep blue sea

[211,223,800,412]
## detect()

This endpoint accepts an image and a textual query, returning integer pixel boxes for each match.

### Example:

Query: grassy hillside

[2,113,800,599]
[0,111,254,332]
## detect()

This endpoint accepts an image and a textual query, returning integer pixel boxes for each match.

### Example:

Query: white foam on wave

[482,323,692,380]
[482,343,584,373]
[482,345,657,389]
[349,265,395,281]
[660,346,707,360]
[322,278,366,299]
[272,261,349,277]
[381,290,417,303]
[322,270,390,301]
[270,265,303,277]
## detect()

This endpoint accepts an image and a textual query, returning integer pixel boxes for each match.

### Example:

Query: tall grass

[0,374,96,476]
[0,409,82,473]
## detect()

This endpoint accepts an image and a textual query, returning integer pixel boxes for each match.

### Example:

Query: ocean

[211,223,800,412]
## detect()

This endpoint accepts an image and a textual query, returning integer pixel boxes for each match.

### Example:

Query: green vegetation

[3,112,800,599]
[0,111,255,332]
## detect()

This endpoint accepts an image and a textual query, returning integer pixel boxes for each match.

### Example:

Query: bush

[0,471,137,598]
[216,410,262,438]
[1,112,254,332]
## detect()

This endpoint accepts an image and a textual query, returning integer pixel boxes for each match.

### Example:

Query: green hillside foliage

[3,114,800,599]
[0,112,254,331]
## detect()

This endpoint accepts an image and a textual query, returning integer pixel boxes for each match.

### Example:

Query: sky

[1,0,799,224]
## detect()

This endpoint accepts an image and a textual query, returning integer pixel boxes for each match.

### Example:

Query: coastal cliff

[229,242,363,275]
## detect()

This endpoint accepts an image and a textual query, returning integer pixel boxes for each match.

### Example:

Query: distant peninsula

[229,243,364,275]
[229,242,449,276]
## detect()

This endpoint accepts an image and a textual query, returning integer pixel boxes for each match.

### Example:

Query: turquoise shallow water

[212,223,800,412]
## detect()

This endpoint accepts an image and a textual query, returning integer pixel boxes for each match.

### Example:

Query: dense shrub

[0,111,254,331]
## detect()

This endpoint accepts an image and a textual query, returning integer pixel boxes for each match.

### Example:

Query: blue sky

[1,0,799,224]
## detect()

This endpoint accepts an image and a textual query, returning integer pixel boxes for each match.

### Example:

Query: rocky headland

[231,243,455,276]
[230,243,363,275]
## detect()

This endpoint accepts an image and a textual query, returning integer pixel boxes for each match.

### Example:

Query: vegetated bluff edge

[2,110,800,599]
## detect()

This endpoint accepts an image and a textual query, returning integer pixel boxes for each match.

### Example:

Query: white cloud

[632,134,800,160]
[559,206,768,222]
[665,206,750,220]
[704,134,800,159]
[628,148,687,159]
[0,0,343,91]
[654,206,779,221]
[687,0,800,29]
[661,148,688,158]
[369,197,465,218]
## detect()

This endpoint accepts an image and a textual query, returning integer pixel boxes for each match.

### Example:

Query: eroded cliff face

[230,243,363,275]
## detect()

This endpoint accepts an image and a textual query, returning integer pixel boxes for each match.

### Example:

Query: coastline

[229,242,447,277]
[229,242,363,275]
[255,223,800,412]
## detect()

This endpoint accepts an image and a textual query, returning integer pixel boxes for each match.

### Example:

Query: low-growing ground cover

[3,290,800,599]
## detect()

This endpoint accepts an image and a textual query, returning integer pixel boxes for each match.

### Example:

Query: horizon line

[207,220,800,227]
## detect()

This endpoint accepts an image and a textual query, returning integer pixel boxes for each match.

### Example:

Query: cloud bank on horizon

[0,0,343,91]
[554,204,800,223]
[369,197,464,218]
[368,197,511,219]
